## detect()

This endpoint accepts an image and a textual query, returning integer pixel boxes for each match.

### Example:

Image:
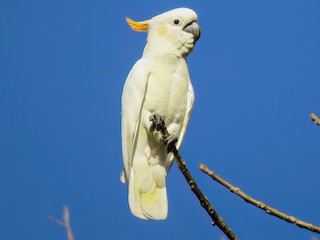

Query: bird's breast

[144,58,190,126]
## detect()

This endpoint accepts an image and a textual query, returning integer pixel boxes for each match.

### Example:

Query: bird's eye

[173,19,180,25]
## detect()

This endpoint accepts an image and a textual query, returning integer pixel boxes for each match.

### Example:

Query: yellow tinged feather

[156,25,168,36]
[126,17,149,32]
[140,187,161,204]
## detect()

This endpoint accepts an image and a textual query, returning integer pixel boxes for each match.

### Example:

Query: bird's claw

[149,114,177,152]
[163,134,178,153]
[149,114,165,133]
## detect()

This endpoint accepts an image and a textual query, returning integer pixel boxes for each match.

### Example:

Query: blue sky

[1,0,320,239]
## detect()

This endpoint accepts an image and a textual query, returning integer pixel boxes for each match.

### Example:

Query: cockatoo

[121,7,200,220]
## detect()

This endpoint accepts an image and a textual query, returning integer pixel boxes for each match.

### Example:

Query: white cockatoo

[121,7,200,220]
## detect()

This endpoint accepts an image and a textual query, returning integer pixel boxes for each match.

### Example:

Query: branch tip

[199,164,320,234]
[310,113,320,126]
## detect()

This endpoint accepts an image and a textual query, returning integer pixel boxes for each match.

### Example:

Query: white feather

[121,7,199,220]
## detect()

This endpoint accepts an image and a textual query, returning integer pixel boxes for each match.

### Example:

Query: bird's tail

[128,165,168,220]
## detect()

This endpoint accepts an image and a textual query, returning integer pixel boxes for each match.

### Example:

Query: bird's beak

[126,17,149,32]
[184,21,201,42]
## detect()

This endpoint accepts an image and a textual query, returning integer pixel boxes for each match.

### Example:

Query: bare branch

[48,205,75,240]
[310,113,320,126]
[199,163,320,234]
[149,114,238,240]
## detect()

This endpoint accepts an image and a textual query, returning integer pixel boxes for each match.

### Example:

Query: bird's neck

[142,40,188,59]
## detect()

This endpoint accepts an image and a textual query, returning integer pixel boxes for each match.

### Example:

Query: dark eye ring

[173,19,180,25]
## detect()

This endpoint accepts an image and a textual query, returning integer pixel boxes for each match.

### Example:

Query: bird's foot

[163,134,178,153]
[149,114,177,152]
[149,114,165,133]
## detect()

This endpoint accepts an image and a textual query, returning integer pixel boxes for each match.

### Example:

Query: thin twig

[150,115,238,240]
[199,163,320,234]
[48,205,75,240]
[310,113,320,126]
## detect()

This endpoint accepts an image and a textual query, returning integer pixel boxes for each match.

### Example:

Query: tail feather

[128,166,168,220]
[128,168,146,219]
[120,169,127,183]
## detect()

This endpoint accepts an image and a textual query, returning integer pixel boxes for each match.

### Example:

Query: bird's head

[126,8,201,57]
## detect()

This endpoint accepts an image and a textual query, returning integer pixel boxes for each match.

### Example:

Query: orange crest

[126,17,149,32]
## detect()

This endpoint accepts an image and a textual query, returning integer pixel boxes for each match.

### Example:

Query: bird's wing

[166,81,194,170]
[177,81,194,150]
[121,59,150,183]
